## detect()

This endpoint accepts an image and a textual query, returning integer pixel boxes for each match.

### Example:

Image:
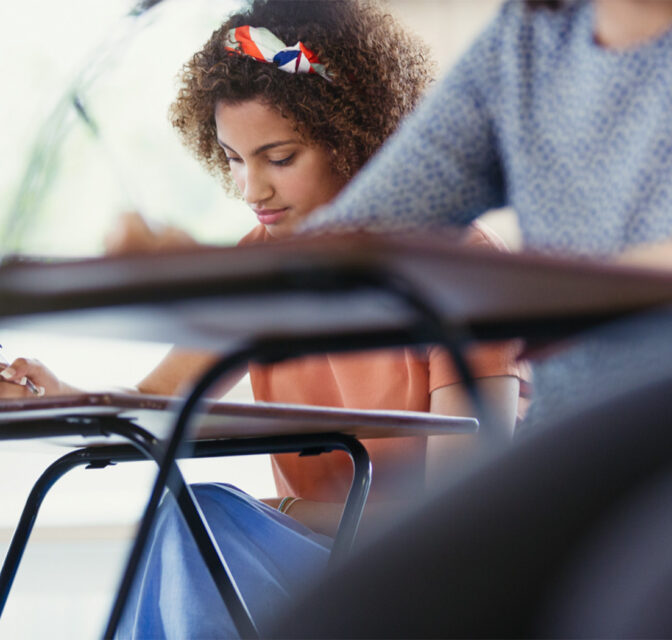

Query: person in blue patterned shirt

[303,0,672,427]
[307,0,672,257]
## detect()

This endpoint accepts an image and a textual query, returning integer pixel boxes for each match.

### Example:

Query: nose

[242,165,273,206]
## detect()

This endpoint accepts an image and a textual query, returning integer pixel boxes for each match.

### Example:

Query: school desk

[1,232,672,637]
[0,393,476,633]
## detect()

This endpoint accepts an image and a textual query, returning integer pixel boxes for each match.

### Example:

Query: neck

[593,0,672,49]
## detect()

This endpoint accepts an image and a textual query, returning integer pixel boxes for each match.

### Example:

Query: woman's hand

[260,497,343,537]
[104,212,198,255]
[0,358,81,398]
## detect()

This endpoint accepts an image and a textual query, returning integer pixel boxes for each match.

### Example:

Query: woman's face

[214,99,347,238]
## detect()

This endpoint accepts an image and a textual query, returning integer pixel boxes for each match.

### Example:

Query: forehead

[214,99,300,150]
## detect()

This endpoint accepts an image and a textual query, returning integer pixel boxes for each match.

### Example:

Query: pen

[0,344,45,396]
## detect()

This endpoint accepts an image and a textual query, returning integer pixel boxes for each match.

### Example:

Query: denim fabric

[117,483,331,639]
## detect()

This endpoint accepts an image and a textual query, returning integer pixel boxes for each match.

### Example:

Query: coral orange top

[238,223,524,502]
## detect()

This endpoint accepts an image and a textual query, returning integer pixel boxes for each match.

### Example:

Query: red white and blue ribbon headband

[224,26,332,81]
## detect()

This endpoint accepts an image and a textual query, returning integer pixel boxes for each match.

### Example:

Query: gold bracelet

[278,496,302,515]
[277,496,293,513]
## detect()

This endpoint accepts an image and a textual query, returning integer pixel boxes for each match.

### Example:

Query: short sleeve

[427,220,526,392]
[428,340,523,394]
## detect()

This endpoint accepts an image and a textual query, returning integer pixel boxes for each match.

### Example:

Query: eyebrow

[217,139,297,156]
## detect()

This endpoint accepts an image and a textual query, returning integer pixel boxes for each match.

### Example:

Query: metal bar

[103,346,260,640]
[0,417,257,640]
[0,420,158,621]
[0,450,87,614]
[103,428,373,639]
[0,428,372,621]
[103,421,259,640]
[329,436,371,564]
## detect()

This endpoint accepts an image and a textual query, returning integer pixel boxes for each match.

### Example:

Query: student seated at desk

[0,1,525,636]
[298,0,672,429]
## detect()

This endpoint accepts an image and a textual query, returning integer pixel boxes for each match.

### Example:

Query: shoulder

[500,0,590,60]
[497,0,587,37]
[443,0,583,98]
[237,224,270,247]
[474,0,590,70]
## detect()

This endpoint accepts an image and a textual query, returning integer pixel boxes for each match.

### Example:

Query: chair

[271,309,672,638]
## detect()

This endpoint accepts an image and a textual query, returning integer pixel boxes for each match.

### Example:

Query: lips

[254,208,288,225]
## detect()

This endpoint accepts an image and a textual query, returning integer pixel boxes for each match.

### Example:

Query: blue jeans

[117,483,331,639]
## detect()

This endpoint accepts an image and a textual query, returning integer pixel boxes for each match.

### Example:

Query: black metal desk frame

[104,267,487,638]
[6,236,653,638]
[0,258,484,640]
[0,416,370,628]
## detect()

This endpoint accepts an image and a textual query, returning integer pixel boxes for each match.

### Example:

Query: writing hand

[0,357,79,398]
[104,211,198,255]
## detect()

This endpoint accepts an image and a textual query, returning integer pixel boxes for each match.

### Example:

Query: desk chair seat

[547,471,672,637]
[272,318,672,638]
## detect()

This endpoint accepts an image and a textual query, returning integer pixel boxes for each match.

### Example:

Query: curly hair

[170,0,433,194]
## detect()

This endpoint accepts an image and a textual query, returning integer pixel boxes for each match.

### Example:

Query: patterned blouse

[306,0,672,258]
[304,0,672,427]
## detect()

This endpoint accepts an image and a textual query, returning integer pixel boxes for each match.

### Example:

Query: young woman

[0,1,523,636]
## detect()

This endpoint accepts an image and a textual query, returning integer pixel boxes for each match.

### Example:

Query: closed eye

[270,153,295,167]
[224,155,242,164]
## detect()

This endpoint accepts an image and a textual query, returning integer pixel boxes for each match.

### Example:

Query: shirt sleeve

[302,3,510,234]
[426,220,526,392]
[427,340,523,394]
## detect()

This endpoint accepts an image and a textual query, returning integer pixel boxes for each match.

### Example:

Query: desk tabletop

[1,233,672,346]
[0,392,478,448]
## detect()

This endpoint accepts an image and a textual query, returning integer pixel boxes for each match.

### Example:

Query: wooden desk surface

[1,234,672,346]
[0,392,478,448]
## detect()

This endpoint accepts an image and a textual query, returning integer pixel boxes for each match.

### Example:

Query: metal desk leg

[0,419,256,639]
[104,431,371,636]
[106,337,392,639]
[0,450,246,636]
[105,422,258,640]
[105,346,262,640]
[0,430,370,632]
[0,449,88,615]
[0,444,251,633]
[328,435,371,565]
[181,433,373,563]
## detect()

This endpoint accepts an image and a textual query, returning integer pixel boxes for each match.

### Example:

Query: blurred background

[0,1,507,637]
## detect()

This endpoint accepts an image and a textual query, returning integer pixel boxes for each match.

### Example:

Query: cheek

[287,166,343,209]
[280,173,318,206]
[293,182,334,210]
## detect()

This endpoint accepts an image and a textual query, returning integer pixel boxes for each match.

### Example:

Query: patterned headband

[224,25,332,82]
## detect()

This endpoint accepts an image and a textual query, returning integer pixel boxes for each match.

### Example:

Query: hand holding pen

[0,345,46,397]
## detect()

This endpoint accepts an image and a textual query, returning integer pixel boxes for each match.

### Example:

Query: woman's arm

[0,213,244,399]
[0,346,246,399]
[425,375,519,486]
[614,239,672,269]
[136,346,247,398]
[263,376,519,538]
[104,211,199,255]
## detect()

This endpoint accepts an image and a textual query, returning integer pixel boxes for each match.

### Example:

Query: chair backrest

[545,471,672,637]
[270,325,672,638]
